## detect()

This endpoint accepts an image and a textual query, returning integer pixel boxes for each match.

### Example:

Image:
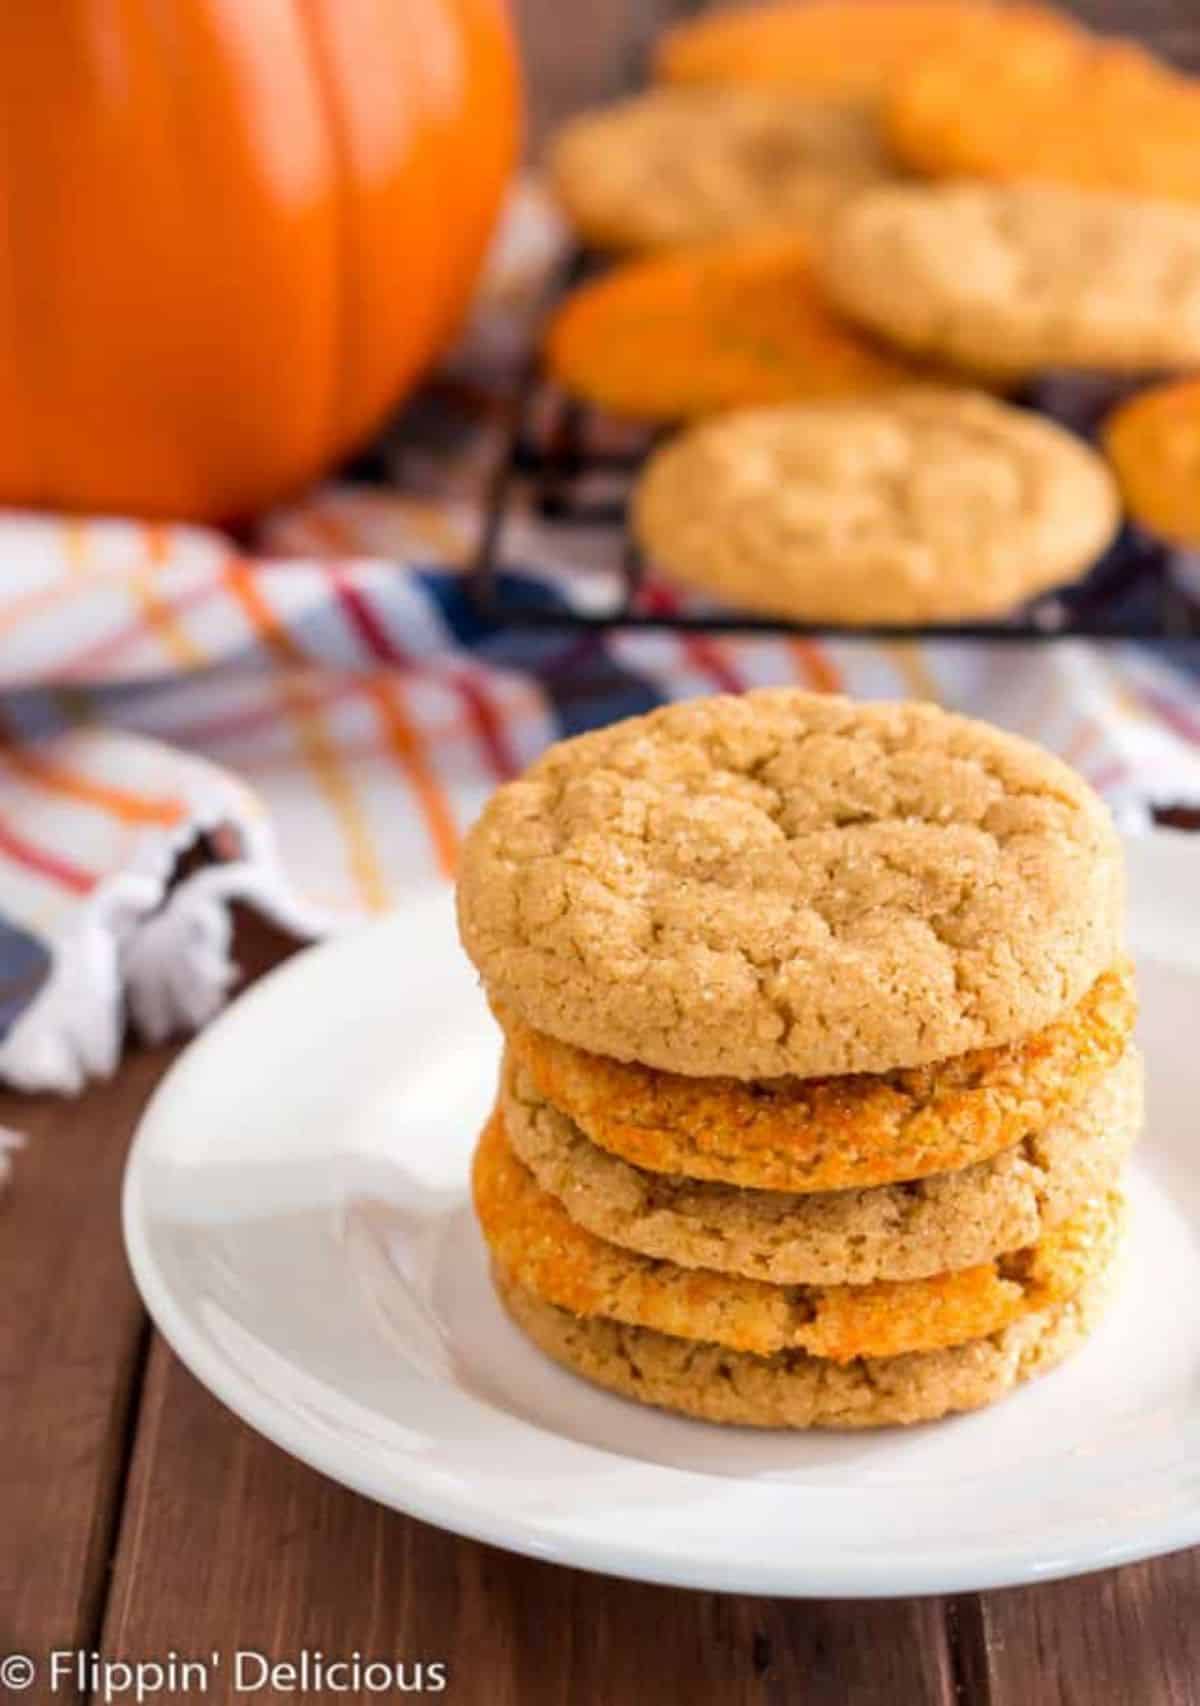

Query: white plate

[123,832,1200,1598]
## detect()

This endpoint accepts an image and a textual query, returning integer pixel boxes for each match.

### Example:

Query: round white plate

[124,832,1200,1598]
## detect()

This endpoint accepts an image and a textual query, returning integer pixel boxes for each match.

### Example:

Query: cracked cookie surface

[500,1046,1141,1283]
[457,691,1125,1078]
[549,86,895,252]
[632,389,1119,623]
[473,1109,1122,1362]
[823,183,1200,377]
[495,1251,1119,1429]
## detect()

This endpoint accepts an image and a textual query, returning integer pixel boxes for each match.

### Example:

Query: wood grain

[102,1342,954,1706]
[973,1559,1200,1706]
[0,912,300,1675]
[0,1060,152,1663]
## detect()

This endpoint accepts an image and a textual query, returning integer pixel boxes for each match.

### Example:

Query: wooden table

[5,4,1200,1701]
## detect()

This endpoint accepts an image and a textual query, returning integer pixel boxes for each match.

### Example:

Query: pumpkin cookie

[885,30,1200,201]
[500,1046,1142,1284]
[495,1250,1119,1429]
[655,1,1080,103]
[457,690,1125,1079]
[544,236,927,421]
[823,183,1200,378]
[474,1108,1120,1362]
[549,86,895,252]
[1103,379,1200,544]
[501,963,1135,1194]
[632,390,1119,623]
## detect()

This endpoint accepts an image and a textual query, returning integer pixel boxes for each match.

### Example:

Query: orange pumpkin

[0,0,521,522]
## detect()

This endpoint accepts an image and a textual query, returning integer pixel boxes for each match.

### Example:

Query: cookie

[823,184,1200,378]
[457,690,1125,1079]
[500,1046,1142,1284]
[495,1250,1119,1429]
[631,389,1119,623]
[501,962,1135,1194]
[544,236,926,421]
[1103,379,1200,544]
[548,86,896,252]
[885,30,1200,202]
[474,1108,1122,1363]
[654,1,1080,103]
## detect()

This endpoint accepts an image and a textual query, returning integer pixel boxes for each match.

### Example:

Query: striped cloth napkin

[1,182,1198,1102]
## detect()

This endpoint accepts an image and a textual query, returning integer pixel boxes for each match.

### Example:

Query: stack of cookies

[458,690,1141,1429]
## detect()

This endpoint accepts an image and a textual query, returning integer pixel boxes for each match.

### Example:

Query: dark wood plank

[0,913,300,1666]
[102,1343,953,1706]
[0,1056,154,1661]
[970,1559,1200,1706]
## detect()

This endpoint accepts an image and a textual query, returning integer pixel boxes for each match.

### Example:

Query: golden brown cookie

[457,690,1126,1079]
[823,184,1200,378]
[1103,379,1200,544]
[654,1,1081,103]
[631,389,1119,623]
[544,236,927,421]
[474,1108,1122,1363]
[549,86,895,252]
[495,1248,1119,1429]
[500,1046,1142,1283]
[501,963,1135,1194]
[885,30,1200,201]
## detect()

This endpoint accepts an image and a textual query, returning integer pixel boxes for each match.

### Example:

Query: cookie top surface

[456,689,1125,1078]
[548,85,894,252]
[632,390,1119,623]
[501,1046,1141,1286]
[544,236,925,422]
[885,31,1200,201]
[475,1108,1122,1363]
[655,1,1079,102]
[1103,378,1200,545]
[823,183,1200,377]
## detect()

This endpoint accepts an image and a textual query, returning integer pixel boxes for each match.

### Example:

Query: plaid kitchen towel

[0,181,1199,1097]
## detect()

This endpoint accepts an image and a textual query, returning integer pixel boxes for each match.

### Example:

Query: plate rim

[122,831,1200,1598]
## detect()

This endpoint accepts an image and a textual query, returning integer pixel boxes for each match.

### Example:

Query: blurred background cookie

[655,0,1081,102]
[632,390,1120,624]
[886,28,1200,198]
[822,182,1200,378]
[1103,378,1200,544]
[544,235,929,418]
[548,84,896,251]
